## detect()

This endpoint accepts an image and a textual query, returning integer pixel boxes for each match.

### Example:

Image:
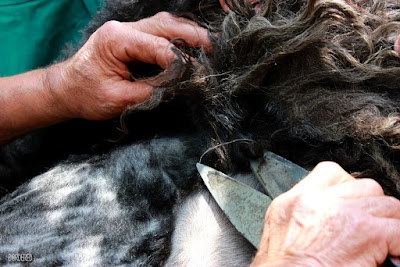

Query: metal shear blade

[196,163,271,248]
[196,151,308,248]
[197,152,398,267]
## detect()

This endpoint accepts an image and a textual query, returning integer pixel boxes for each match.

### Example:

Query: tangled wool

[126,0,400,196]
[2,0,400,265]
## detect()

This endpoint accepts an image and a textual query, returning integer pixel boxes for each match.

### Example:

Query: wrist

[0,65,76,144]
[43,61,79,120]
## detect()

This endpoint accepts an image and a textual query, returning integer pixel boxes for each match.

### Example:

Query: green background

[0,0,103,77]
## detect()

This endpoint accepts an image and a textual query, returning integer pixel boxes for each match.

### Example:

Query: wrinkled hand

[48,12,211,120]
[252,162,400,266]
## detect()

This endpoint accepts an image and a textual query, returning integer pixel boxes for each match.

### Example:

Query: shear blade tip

[196,162,208,175]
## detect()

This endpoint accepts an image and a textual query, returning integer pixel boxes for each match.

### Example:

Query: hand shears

[197,151,399,266]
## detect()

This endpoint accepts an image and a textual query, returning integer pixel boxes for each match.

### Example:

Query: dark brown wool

[127,0,400,197]
[1,1,400,265]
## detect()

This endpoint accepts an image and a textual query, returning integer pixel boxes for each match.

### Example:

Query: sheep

[1,0,400,265]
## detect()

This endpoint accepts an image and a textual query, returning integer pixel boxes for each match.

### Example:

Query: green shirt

[0,0,103,77]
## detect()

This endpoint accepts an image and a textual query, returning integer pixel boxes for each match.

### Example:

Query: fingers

[377,218,400,256]
[349,197,400,257]
[325,178,384,199]
[119,28,178,69]
[114,79,154,106]
[291,161,355,193]
[344,196,400,219]
[98,21,178,69]
[131,12,213,53]
[291,161,387,199]
[98,12,212,70]
[66,12,212,120]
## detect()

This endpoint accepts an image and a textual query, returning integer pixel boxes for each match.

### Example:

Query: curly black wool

[1,0,400,265]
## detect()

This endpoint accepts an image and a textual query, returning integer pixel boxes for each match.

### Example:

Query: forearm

[0,63,71,144]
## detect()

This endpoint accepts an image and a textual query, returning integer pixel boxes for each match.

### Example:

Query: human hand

[251,162,400,266]
[47,12,212,121]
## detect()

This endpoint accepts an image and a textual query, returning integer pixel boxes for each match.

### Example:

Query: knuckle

[153,12,180,32]
[153,38,175,59]
[314,161,342,172]
[362,178,384,195]
[153,35,170,48]
[312,161,354,183]
[348,213,365,230]
[154,11,175,23]
[386,195,400,210]
[96,21,125,45]
[350,211,375,233]
[100,20,123,34]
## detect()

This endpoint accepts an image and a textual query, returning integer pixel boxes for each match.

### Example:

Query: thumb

[95,21,178,69]
[114,80,155,107]
[291,161,355,193]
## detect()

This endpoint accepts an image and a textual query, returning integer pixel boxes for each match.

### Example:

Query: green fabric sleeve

[0,0,103,77]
